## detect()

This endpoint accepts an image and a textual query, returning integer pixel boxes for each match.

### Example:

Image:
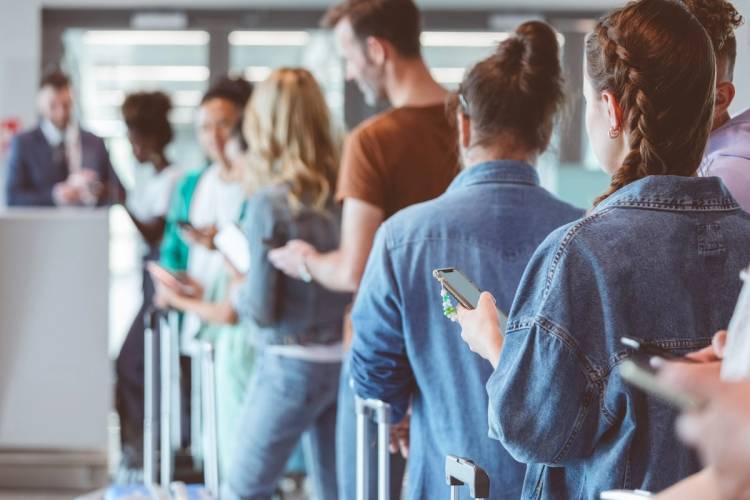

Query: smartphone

[147,261,198,296]
[619,359,703,411]
[433,267,509,331]
[213,224,251,274]
[433,268,482,309]
[177,220,195,231]
[620,336,698,363]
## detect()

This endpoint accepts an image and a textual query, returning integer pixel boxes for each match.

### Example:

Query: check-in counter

[0,208,110,490]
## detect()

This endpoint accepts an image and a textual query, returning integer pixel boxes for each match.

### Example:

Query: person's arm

[267,198,383,292]
[125,211,167,247]
[5,135,55,206]
[349,225,414,422]
[654,469,719,500]
[163,290,237,325]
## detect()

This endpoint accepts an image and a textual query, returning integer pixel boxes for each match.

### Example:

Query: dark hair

[321,0,421,58]
[587,0,716,205]
[456,21,564,155]
[201,77,254,109]
[122,91,174,149]
[230,120,248,152]
[680,0,743,80]
[39,69,71,90]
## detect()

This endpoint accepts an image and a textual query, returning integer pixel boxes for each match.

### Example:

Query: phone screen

[434,268,481,309]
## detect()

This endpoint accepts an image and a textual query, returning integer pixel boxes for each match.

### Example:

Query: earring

[608,127,621,139]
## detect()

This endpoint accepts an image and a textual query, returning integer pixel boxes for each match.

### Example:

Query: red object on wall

[0,117,22,156]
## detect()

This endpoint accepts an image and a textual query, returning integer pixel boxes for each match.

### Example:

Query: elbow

[339,267,363,292]
[488,404,561,466]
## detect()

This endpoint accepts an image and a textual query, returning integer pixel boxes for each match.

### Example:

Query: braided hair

[587,0,716,205]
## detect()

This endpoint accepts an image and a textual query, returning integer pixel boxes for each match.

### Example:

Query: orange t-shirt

[335,104,459,219]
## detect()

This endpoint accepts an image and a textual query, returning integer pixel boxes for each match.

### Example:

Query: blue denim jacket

[489,175,750,499]
[350,161,584,500]
[234,183,351,345]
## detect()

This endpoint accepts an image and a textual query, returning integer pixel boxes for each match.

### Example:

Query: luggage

[445,455,490,499]
[105,308,219,499]
[355,396,392,500]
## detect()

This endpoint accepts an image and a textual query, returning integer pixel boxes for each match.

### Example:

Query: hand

[148,263,204,300]
[52,181,81,206]
[181,225,218,250]
[389,409,410,459]
[268,240,317,281]
[685,330,728,363]
[456,292,504,368]
[659,364,750,500]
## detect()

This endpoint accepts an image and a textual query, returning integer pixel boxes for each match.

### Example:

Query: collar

[448,160,539,192]
[595,175,739,212]
[39,119,65,147]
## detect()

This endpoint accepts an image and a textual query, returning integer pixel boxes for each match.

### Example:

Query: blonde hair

[243,68,340,211]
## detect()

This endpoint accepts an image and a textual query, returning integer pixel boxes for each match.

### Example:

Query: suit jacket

[4,125,122,206]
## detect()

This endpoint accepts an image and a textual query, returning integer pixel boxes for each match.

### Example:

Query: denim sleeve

[486,225,609,466]
[350,225,414,423]
[234,193,282,327]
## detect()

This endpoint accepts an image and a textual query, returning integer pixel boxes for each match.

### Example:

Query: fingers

[659,362,721,399]
[712,330,728,359]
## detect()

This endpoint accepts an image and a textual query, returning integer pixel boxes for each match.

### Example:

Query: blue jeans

[222,351,340,500]
[336,356,406,499]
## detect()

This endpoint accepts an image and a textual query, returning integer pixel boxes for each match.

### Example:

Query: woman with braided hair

[457,0,750,497]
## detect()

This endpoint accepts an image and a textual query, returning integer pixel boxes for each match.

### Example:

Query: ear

[715,81,736,119]
[458,110,471,149]
[364,36,387,66]
[601,90,623,134]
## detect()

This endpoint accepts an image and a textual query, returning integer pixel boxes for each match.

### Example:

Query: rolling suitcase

[445,455,490,499]
[105,309,219,499]
[355,396,392,500]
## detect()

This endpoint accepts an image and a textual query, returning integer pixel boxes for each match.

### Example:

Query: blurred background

[0,0,749,498]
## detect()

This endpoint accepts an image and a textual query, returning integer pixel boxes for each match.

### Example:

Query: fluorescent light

[422,31,508,47]
[83,30,209,46]
[229,31,310,46]
[430,67,467,85]
[93,65,209,82]
[421,31,565,48]
[243,66,273,82]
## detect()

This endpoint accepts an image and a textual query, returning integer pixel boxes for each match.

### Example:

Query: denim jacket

[350,161,584,499]
[489,175,750,499]
[234,183,351,345]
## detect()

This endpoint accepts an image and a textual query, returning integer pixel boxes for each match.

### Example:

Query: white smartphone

[213,224,251,275]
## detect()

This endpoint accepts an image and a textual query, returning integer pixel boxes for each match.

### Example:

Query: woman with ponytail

[348,21,583,499]
[458,0,750,497]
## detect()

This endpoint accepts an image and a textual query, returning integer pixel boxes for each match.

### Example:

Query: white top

[127,164,183,222]
[265,341,344,363]
[182,164,247,350]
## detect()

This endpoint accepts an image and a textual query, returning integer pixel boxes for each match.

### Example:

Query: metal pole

[159,314,173,486]
[201,343,220,498]
[355,396,369,500]
[143,314,156,485]
[376,403,391,500]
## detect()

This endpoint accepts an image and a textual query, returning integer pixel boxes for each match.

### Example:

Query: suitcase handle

[446,455,490,499]
[355,395,391,500]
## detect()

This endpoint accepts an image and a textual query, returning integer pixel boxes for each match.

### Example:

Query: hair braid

[593,22,667,205]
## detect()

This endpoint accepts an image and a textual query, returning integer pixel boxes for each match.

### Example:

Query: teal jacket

[159,168,204,271]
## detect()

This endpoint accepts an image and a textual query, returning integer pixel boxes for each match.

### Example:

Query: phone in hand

[147,261,198,296]
[620,336,698,363]
[619,359,703,411]
[433,267,508,330]
[177,220,195,231]
[433,268,482,308]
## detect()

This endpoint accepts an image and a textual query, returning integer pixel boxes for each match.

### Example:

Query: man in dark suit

[5,69,122,207]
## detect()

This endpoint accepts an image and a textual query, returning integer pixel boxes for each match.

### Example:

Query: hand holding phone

[433,267,508,330]
[147,261,200,298]
[619,359,703,411]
